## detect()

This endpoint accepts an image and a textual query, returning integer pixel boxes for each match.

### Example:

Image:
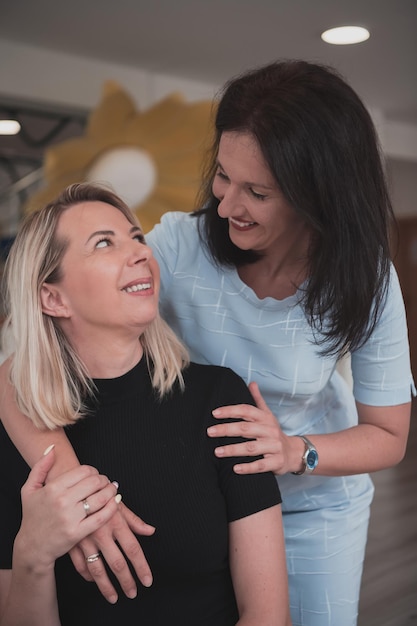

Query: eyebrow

[86,225,142,244]
[216,160,275,191]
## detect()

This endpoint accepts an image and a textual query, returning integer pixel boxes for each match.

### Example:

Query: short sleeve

[351,264,416,405]
[207,367,282,522]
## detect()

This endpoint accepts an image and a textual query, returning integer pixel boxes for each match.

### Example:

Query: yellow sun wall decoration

[26,81,214,233]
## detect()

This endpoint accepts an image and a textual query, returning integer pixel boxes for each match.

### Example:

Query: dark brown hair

[194,60,394,356]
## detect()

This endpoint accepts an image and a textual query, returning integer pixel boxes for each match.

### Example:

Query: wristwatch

[292,435,319,475]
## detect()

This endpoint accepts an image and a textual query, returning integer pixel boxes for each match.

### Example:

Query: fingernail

[112,481,119,489]
[115,494,122,504]
[215,447,224,456]
[43,444,55,456]
[127,588,137,599]
[207,427,217,436]
[108,594,118,605]
[142,575,153,588]
[212,409,220,416]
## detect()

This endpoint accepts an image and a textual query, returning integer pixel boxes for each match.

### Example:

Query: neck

[83,342,144,379]
[61,323,145,378]
[238,228,311,300]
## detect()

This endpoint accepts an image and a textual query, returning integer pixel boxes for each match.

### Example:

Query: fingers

[212,402,263,423]
[248,381,269,411]
[69,544,94,582]
[120,502,156,537]
[207,417,274,443]
[22,444,56,494]
[78,481,120,524]
[77,508,154,603]
[113,503,154,586]
[76,537,120,604]
[233,457,276,475]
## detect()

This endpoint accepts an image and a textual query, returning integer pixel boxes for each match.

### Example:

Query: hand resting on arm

[0,359,155,604]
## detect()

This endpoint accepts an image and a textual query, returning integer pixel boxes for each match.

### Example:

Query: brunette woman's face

[212,131,308,257]
[49,201,160,338]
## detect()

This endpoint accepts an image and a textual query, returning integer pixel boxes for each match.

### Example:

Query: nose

[216,184,241,219]
[127,240,152,266]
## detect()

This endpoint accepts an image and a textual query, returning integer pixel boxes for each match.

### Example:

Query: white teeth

[230,217,256,227]
[124,282,151,293]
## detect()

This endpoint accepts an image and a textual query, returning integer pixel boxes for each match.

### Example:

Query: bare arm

[0,359,79,473]
[0,359,155,604]
[230,505,291,626]
[0,449,119,626]
[208,382,411,476]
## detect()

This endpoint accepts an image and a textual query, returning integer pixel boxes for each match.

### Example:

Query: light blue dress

[147,211,415,626]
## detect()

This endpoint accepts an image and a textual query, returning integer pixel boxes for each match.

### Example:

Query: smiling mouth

[122,282,152,293]
[229,217,257,229]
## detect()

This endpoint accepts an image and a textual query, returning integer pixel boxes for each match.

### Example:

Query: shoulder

[183,362,254,406]
[147,212,214,281]
[147,211,200,248]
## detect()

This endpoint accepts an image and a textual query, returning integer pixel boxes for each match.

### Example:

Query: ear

[40,284,71,318]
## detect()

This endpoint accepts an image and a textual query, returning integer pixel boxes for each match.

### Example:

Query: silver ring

[82,499,91,517]
[85,553,101,564]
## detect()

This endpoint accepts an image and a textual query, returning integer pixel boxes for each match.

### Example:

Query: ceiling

[0,0,416,233]
[1,0,416,125]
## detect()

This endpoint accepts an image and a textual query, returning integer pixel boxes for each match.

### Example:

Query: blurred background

[0,2,416,622]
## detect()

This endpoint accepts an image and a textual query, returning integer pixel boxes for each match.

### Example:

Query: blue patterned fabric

[147,211,415,625]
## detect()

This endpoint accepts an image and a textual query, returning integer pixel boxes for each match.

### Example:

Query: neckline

[224,265,303,309]
[92,357,149,401]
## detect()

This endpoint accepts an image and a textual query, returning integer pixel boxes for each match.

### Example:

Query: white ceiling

[1,0,417,125]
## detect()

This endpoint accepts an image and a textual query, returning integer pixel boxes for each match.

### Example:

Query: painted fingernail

[43,444,55,456]
[115,494,122,504]
[112,481,119,489]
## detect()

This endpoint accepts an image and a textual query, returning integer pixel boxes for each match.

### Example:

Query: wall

[0,38,217,111]
[0,36,416,220]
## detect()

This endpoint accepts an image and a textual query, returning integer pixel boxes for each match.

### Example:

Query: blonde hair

[1,183,189,429]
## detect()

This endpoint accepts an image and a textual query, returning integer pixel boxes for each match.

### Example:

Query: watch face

[306,449,319,470]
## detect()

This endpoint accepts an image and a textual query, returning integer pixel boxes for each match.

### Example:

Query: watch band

[292,435,319,475]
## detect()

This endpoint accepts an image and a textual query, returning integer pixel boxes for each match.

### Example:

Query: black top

[0,360,281,625]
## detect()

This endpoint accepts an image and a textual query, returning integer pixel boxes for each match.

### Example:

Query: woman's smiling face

[45,200,160,340]
[212,131,308,258]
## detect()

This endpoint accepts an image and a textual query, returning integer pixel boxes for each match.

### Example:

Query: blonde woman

[0,183,290,626]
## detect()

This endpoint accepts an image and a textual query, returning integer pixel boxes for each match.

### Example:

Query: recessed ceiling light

[0,119,21,135]
[321,26,370,45]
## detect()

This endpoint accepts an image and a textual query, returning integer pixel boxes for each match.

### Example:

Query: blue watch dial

[306,449,319,469]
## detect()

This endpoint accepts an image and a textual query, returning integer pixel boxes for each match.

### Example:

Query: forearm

[4,416,78,478]
[0,360,80,477]
[294,402,411,476]
[1,574,60,626]
[1,540,60,626]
